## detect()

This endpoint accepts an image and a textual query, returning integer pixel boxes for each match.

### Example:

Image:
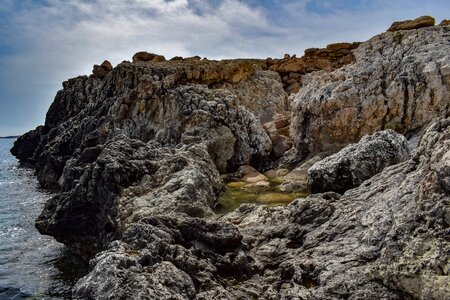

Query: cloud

[0,0,449,135]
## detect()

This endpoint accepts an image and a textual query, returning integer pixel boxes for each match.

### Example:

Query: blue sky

[0,0,449,136]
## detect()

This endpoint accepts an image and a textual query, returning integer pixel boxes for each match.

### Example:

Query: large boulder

[387,15,435,32]
[308,130,411,194]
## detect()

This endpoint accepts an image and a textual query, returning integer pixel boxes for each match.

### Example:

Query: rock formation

[308,129,411,194]
[387,16,435,32]
[290,24,450,158]
[10,17,450,299]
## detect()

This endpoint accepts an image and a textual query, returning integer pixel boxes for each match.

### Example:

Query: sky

[0,0,449,136]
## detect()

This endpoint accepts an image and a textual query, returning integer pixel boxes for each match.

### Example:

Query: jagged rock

[291,25,450,158]
[92,60,113,79]
[10,20,450,300]
[220,118,450,299]
[263,113,292,158]
[387,15,435,32]
[11,125,47,165]
[266,41,359,95]
[308,130,411,194]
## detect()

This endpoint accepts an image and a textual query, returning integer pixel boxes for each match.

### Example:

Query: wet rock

[308,130,411,194]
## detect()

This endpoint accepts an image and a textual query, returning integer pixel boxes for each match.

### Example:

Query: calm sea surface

[0,138,86,299]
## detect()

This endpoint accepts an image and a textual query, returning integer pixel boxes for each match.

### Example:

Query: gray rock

[308,129,411,194]
[220,118,450,299]
[291,25,450,158]
[10,24,450,300]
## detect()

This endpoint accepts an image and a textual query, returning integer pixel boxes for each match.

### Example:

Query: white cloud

[1,0,449,135]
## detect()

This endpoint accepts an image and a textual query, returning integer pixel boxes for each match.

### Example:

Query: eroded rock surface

[291,25,450,158]
[10,21,450,300]
[308,130,411,194]
[221,118,450,299]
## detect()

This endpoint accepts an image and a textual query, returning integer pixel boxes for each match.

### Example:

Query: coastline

[8,19,450,299]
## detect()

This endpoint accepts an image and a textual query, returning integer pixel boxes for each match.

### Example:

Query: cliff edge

[11,18,450,299]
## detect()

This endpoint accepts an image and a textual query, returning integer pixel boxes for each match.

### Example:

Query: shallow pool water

[218,178,308,213]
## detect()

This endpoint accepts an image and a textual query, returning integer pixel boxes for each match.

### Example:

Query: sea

[0,138,86,300]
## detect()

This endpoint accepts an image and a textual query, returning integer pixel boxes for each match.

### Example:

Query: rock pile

[266,42,360,94]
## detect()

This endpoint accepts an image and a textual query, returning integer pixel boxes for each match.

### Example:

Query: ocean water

[0,138,86,299]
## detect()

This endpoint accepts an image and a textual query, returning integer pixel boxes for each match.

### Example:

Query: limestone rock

[10,20,450,300]
[220,118,450,299]
[387,15,435,32]
[263,113,292,158]
[308,130,411,194]
[291,25,450,158]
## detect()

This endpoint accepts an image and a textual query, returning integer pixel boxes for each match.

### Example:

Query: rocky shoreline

[11,17,450,299]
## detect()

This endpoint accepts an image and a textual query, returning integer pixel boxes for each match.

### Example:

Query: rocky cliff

[11,18,450,299]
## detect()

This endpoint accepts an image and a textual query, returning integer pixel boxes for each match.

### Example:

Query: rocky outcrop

[308,130,411,194]
[12,58,282,188]
[267,42,360,94]
[388,16,435,32]
[291,25,450,158]
[221,118,450,299]
[132,51,166,63]
[10,18,450,300]
[92,60,113,78]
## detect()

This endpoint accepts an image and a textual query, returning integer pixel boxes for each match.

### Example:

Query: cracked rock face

[10,24,450,300]
[290,25,450,158]
[220,118,450,299]
[308,129,411,194]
